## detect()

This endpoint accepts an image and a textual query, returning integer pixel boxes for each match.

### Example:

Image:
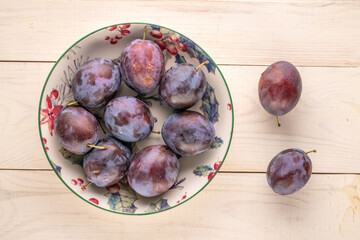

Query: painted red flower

[40,94,63,136]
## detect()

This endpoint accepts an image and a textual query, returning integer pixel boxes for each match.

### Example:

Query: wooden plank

[0,62,48,169]
[0,0,359,66]
[0,170,359,239]
[223,65,360,173]
[0,62,359,173]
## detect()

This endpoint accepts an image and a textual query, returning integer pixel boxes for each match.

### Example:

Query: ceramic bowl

[38,23,233,215]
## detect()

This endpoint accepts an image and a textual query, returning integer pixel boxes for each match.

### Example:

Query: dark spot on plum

[81,97,90,105]
[76,71,82,85]
[115,112,130,126]
[99,63,114,79]
[88,73,97,86]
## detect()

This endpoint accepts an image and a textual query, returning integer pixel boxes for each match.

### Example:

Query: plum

[162,111,215,156]
[159,63,207,110]
[258,61,302,118]
[104,96,154,142]
[72,57,121,108]
[120,39,164,94]
[127,145,179,197]
[83,137,131,187]
[267,149,315,195]
[54,106,99,155]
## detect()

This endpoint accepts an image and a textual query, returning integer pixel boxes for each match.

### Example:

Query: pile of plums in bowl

[55,46,214,197]
[39,23,233,214]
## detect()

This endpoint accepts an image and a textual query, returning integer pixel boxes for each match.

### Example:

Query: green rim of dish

[38,22,234,216]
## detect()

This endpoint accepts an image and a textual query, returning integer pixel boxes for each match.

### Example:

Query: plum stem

[67,101,78,106]
[195,61,209,72]
[275,116,281,127]
[152,131,161,134]
[86,144,107,150]
[305,150,317,155]
[143,28,146,40]
[81,182,92,191]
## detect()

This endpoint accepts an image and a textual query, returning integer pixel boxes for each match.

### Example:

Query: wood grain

[223,65,360,174]
[0,170,359,240]
[0,0,359,66]
[1,62,359,173]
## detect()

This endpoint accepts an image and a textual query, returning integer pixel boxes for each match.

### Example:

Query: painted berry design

[71,179,77,185]
[89,198,99,205]
[214,161,222,170]
[176,192,187,204]
[146,24,216,73]
[208,172,215,181]
[105,24,131,44]
[42,137,49,151]
[227,103,232,111]
[193,161,222,181]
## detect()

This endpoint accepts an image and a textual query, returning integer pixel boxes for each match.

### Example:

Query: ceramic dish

[39,23,234,215]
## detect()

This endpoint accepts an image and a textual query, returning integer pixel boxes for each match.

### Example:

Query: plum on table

[266,148,315,195]
[258,61,302,126]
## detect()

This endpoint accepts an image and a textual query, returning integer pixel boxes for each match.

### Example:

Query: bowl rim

[38,22,234,215]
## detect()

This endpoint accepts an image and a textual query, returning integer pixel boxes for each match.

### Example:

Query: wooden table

[1,0,359,239]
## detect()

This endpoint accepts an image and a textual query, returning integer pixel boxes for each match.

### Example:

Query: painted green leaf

[210,136,223,149]
[50,160,62,176]
[201,83,219,123]
[170,177,186,190]
[147,198,170,213]
[178,36,216,74]
[193,165,214,177]
[59,147,83,166]
[175,54,187,64]
[163,50,172,63]
[105,183,138,213]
